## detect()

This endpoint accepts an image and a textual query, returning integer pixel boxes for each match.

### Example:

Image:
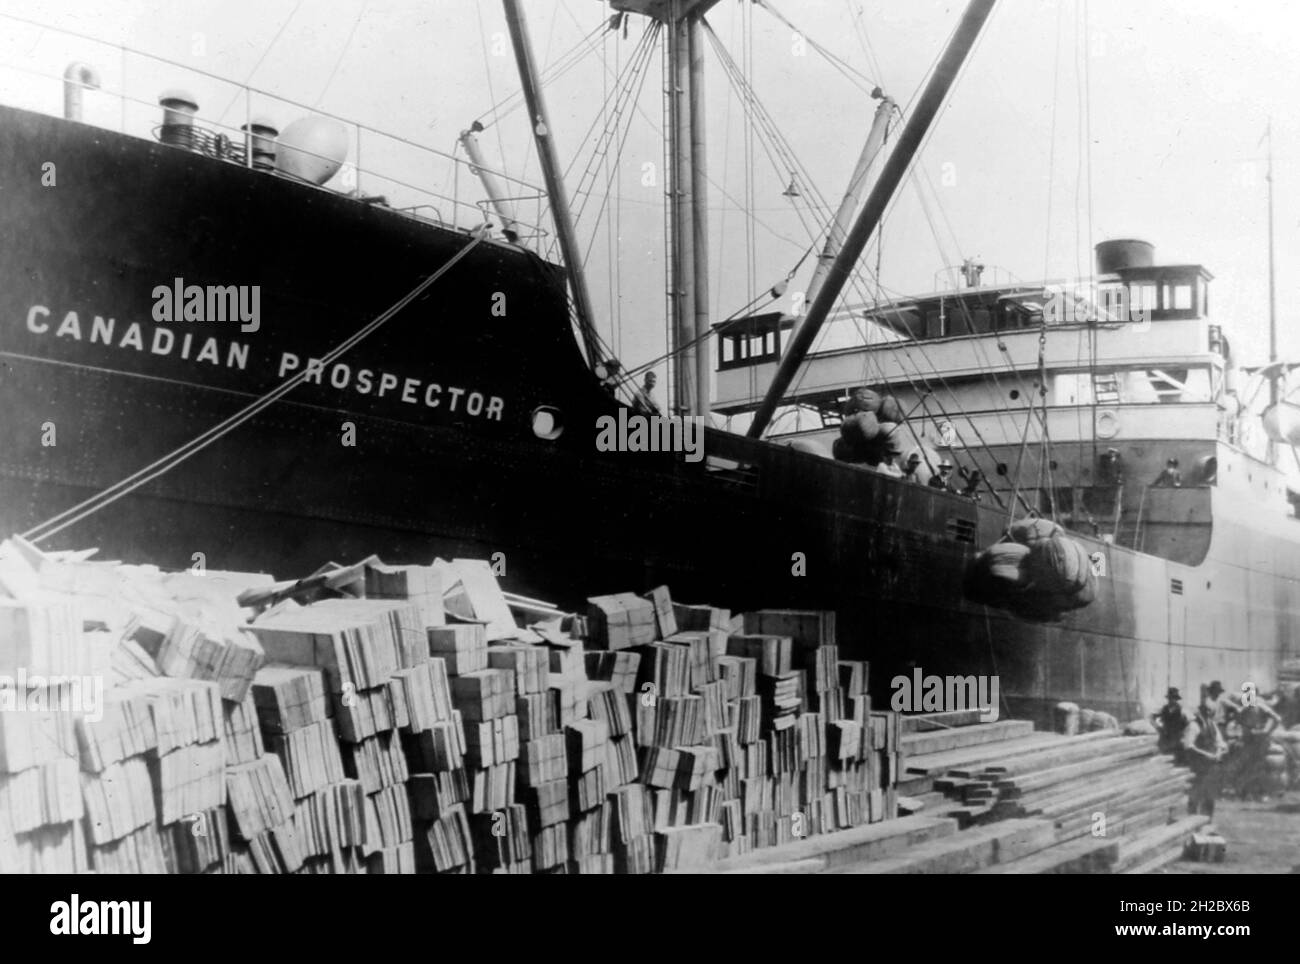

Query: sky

[2,0,1299,409]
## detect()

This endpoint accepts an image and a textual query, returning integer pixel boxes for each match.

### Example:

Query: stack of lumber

[716,711,1201,874]
[0,535,927,874]
[0,707,85,873]
[715,705,1206,875]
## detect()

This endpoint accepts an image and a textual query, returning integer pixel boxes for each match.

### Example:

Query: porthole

[532,406,564,440]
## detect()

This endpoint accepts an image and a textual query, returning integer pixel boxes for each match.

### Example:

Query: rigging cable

[314,0,369,107]
[214,0,307,125]
[755,0,880,94]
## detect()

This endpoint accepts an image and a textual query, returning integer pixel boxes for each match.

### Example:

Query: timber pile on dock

[715,713,1204,874]
[0,537,906,874]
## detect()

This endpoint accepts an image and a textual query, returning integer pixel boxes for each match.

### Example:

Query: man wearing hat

[928,459,955,492]
[900,451,923,483]
[1185,685,1227,820]
[1151,687,1189,763]
[1153,457,1183,487]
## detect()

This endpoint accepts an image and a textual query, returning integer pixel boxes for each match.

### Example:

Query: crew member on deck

[1185,686,1227,820]
[1153,457,1182,487]
[632,371,661,416]
[959,467,983,501]
[1152,687,1189,763]
[901,452,922,482]
[928,459,955,492]
[1099,447,1124,485]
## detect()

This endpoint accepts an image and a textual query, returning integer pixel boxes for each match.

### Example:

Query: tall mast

[668,14,697,414]
[617,1,717,415]
[688,16,711,418]
[501,0,600,361]
[748,0,997,438]
[1267,118,1277,411]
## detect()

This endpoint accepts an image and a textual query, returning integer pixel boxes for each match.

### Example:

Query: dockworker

[1185,686,1227,820]
[1235,687,1281,801]
[1206,679,1239,729]
[928,459,955,492]
[1153,457,1183,487]
[1152,687,1189,762]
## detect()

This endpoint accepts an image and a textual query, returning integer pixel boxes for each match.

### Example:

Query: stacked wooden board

[0,535,921,873]
[715,711,1203,874]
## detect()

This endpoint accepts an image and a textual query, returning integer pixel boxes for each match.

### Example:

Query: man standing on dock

[1152,687,1189,763]
[1185,687,1227,820]
[1235,691,1281,801]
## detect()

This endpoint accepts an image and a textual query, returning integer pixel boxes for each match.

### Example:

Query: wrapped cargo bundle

[833,388,908,467]
[964,518,1098,620]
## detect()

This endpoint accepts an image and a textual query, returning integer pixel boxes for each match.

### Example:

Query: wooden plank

[975,834,1120,874]
[900,709,985,733]
[989,741,1155,796]
[713,814,958,873]
[833,818,1056,874]
[1113,815,1209,873]
[904,732,1066,776]
[898,720,1035,756]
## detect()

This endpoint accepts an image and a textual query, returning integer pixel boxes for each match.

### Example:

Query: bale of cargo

[1124,717,1157,736]
[877,421,905,456]
[963,542,1031,606]
[1008,517,1064,547]
[843,387,881,416]
[1054,701,1080,736]
[841,411,880,447]
[1025,535,1091,595]
[1079,708,1119,732]
[877,395,905,423]
[832,436,869,465]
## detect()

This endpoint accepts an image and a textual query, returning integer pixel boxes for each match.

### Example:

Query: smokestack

[1095,238,1155,275]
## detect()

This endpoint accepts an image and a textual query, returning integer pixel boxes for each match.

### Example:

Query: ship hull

[0,104,1290,724]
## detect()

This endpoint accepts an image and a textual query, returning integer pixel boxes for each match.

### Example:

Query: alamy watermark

[50,895,151,944]
[152,277,260,333]
[595,409,705,463]
[890,667,1000,723]
[0,669,104,723]
[1043,282,1151,330]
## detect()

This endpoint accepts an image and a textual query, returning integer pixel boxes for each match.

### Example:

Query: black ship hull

[0,105,1286,724]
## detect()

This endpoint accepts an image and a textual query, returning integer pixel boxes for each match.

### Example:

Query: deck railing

[0,10,552,244]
